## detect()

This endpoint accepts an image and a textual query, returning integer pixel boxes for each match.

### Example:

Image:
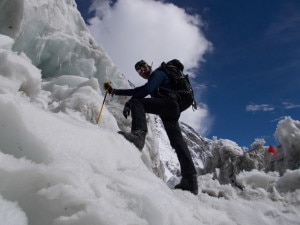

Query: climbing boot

[118,130,146,151]
[175,174,198,195]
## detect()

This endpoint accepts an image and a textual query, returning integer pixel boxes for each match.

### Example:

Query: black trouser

[129,97,197,178]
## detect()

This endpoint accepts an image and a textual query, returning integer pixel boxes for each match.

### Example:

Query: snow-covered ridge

[0,0,162,174]
[0,0,299,224]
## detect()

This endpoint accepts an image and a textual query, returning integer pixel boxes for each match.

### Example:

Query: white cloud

[246,101,300,113]
[246,104,275,112]
[88,0,212,135]
[282,101,300,109]
[180,103,212,136]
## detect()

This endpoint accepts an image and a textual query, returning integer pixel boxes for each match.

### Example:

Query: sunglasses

[137,66,146,74]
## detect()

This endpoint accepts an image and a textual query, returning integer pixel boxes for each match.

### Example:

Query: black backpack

[159,59,197,111]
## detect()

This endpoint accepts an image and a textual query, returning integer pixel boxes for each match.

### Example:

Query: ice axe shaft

[97,92,108,124]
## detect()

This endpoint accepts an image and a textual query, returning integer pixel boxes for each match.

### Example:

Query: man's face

[137,65,151,79]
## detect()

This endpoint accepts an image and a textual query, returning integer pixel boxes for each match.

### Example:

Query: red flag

[268,145,278,156]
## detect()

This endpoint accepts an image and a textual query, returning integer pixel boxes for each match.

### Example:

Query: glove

[103,82,114,95]
[123,102,131,119]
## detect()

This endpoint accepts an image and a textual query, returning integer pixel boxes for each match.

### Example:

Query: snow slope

[0,0,299,224]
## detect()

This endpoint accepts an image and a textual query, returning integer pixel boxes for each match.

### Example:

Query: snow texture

[0,0,299,225]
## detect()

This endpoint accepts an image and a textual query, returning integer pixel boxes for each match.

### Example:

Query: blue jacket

[114,69,170,98]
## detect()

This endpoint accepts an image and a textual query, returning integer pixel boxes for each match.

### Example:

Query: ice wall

[275,117,300,173]
[0,0,24,38]
[0,0,164,179]
[11,0,128,91]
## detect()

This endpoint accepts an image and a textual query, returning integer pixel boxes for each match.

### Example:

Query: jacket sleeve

[114,70,169,98]
[113,88,135,96]
[113,85,147,97]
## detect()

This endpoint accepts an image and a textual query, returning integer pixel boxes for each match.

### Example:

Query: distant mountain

[180,121,212,166]
[153,115,211,180]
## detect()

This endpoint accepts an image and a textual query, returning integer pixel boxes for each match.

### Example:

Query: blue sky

[75,0,300,148]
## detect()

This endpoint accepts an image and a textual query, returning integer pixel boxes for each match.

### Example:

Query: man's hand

[103,82,114,95]
[123,102,131,119]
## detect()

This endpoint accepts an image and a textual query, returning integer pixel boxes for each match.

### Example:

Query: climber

[103,60,198,195]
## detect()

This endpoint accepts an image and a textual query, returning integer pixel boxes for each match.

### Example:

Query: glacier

[0,0,299,224]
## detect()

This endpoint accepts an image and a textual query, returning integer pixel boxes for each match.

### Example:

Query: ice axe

[96,92,107,124]
[97,82,111,124]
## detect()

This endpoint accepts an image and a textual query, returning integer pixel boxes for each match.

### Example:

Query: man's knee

[128,98,143,110]
[129,98,143,107]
